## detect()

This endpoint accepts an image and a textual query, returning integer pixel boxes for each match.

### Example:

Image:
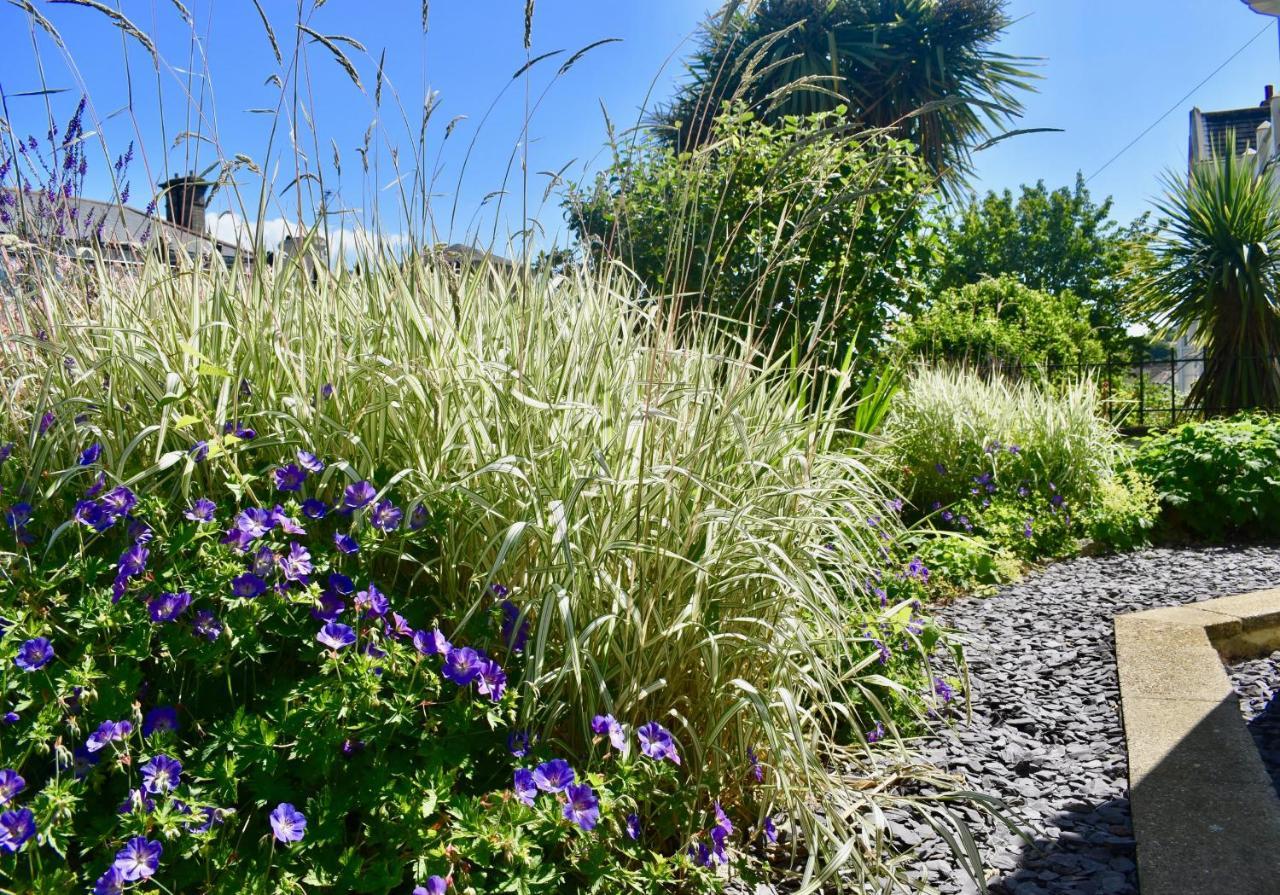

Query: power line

[1087,21,1272,183]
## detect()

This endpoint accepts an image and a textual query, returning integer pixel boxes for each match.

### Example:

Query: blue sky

[0,1,1277,252]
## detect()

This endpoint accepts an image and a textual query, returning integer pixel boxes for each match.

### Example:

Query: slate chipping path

[906,546,1280,895]
[1228,649,1280,799]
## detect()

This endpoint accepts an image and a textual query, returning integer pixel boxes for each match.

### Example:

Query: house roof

[1200,106,1270,159]
[0,188,241,258]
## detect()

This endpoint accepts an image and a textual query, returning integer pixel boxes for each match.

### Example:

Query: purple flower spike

[636,721,681,765]
[317,622,356,651]
[514,768,538,806]
[562,783,599,831]
[270,803,306,842]
[113,836,162,880]
[14,637,53,671]
[531,759,575,793]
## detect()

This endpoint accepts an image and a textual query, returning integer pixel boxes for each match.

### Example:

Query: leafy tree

[893,275,1105,372]
[933,175,1152,351]
[657,0,1033,185]
[565,109,934,367]
[1134,153,1280,414]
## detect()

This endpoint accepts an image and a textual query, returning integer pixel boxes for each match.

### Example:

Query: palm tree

[657,0,1033,184]
[1135,149,1280,415]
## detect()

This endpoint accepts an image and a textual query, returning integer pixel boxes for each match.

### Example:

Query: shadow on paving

[985,798,1136,895]
[1246,689,1280,799]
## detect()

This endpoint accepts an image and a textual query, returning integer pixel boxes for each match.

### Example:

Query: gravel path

[907,545,1280,895]
[1228,649,1280,799]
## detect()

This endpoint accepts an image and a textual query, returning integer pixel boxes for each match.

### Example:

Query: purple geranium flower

[626,813,641,840]
[251,546,275,578]
[408,503,429,530]
[38,411,55,436]
[334,532,359,554]
[531,759,575,793]
[590,714,627,752]
[278,542,313,582]
[562,783,599,831]
[118,543,149,578]
[370,500,402,532]
[190,441,209,462]
[235,507,274,541]
[93,867,126,895]
[85,471,107,498]
[297,450,325,473]
[636,721,681,765]
[475,658,507,702]
[933,677,955,704]
[273,464,307,492]
[194,610,222,641]
[79,443,102,466]
[413,877,448,895]
[14,637,53,671]
[867,721,885,743]
[764,815,778,844]
[441,646,481,685]
[355,583,389,618]
[327,573,355,595]
[413,628,450,656]
[301,498,329,519]
[140,754,181,794]
[0,808,36,853]
[184,498,217,523]
[342,480,376,511]
[232,573,266,599]
[507,730,534,758]
[501,600,530,653]
[143,707,179,737]
[514,768,538,806]
[148,592,191,623]
[270,506,307,536]
[270,803,306,842]
[0,770,24,805]
[312,593,345,622]
[113,836,162,880]
[86,719,132,752]
[748,746,764,783]
[317,622,356,651]
[101,486,137,517]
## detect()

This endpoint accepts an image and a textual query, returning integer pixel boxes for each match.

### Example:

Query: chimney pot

[158,173,214,234]
[1265,85,1275,104]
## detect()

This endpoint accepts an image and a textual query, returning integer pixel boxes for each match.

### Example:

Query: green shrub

[1134,413,1280,540]
[893,275,1106,372]
[1080,468,1160,552]
[0,254,986,891]
[908,533,1020,596]
[566,108,934,368]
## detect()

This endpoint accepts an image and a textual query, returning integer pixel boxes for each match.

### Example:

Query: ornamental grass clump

[0,251,991,890]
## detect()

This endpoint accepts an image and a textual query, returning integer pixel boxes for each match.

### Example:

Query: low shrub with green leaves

[1134,413,1280,541]
[0,253,989,892]
[877,366,1157,567]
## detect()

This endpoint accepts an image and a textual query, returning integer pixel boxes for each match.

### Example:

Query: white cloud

[207,212,412,265]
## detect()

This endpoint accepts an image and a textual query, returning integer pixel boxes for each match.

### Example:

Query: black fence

[1041,352,1209,430]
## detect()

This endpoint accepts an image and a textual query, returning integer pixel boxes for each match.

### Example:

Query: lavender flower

[270,803,306,842]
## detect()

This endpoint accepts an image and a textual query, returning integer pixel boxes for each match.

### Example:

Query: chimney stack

[158,174,214,234]
[1265,85,1275,105]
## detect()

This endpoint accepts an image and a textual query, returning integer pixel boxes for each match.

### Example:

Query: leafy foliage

[657,0,1033,184]
[1134,153,1280,414]
[1134,413,1280,541]
[892,275,1105,372]
[932,176,1152,351]
[566,109,934,367]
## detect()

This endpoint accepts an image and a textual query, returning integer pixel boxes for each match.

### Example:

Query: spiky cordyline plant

[1135,150,1280,415]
